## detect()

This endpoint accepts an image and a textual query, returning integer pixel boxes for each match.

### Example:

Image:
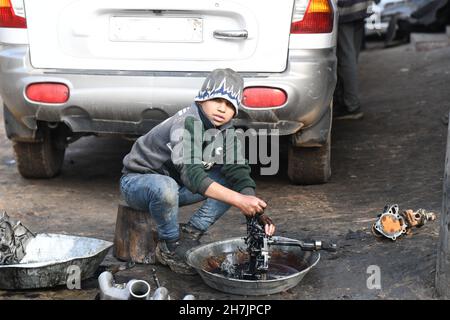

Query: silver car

[0,0,337,184]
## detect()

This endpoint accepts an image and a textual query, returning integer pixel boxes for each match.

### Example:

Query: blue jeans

[120,166,231,241]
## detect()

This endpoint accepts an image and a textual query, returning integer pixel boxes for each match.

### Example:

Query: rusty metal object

[0,233,112,289]
[372,204,407,240]
[403,209,436,228]
[372,204,437,240]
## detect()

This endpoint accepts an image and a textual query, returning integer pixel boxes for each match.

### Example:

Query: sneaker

[180,223,204,242]
[333,108,364,120]
[155,239,197,275]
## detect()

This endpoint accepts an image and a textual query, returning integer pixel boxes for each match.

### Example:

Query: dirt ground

[1,40,450,300]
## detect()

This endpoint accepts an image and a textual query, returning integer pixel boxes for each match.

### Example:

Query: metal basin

[0,233,113,289]
[186,236,320,296]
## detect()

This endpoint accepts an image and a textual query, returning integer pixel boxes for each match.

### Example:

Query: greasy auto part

[372,204,407,240]
[237,214,336,280]
[243,215,271,279]
[403,208,436,228]
[372,204,436,240]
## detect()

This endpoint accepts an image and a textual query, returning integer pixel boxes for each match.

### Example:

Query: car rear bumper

[0,44,336,143]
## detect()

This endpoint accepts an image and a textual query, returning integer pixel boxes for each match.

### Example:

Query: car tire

[13,126,66,179]
[287,138,331,185]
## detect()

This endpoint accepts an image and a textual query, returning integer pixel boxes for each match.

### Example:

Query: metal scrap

[0,211,35,264]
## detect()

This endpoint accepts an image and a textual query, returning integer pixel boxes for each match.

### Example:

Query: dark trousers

[334,20,365,112]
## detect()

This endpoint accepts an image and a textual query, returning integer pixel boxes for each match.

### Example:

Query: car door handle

[213,30,248,40]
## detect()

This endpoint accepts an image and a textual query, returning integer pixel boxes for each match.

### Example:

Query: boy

[120,68,275,274]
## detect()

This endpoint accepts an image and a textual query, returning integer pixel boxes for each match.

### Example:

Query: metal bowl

[0,233,113,289]
[186,236,320,296]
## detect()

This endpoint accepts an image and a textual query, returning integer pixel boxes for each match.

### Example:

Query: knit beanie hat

[194,68,243,117]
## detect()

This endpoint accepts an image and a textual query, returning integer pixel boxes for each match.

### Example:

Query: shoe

[155,239,197,275]
[333,108,364,120]
[180,222,204,242]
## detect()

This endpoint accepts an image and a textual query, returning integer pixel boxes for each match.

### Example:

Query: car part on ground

[371,204,436,240]
[98,270,194,300]
[98,271,136,300]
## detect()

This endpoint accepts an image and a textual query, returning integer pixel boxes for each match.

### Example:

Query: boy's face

[200,98,235,126]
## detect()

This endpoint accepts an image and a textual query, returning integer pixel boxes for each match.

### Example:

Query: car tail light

[0,0,26,28]
[291,0,333,34]
[242,87,287,109]
[26,83,70,104]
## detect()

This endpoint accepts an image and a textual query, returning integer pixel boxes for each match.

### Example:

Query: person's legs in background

[334,20,365,120]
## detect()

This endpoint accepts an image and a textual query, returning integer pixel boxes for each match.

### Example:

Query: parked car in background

[365,0,406,36]
[365,0,449,44]
[384,0,450,44]
[0,0,338,185]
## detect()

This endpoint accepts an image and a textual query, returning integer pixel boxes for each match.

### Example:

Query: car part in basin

[186,236,320,296]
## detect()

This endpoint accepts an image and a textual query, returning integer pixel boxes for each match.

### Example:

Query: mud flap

[291,103,332,148]
[3,104,37,142]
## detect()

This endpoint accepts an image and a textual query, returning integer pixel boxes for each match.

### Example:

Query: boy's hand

[257,213,276,236]
[237,195,267,217]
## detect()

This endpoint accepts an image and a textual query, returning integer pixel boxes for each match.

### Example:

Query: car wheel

[13,126,66,178]
[287,138,331,185]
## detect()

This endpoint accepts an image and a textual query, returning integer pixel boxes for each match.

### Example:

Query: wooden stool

[113,201,158,264]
